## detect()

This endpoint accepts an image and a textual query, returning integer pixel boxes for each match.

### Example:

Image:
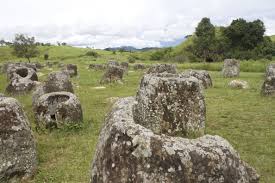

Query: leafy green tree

[223,19,265,50]
[12,34,39,62]
[193,17,216,62]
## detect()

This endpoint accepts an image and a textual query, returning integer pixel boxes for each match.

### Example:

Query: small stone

[229,80,249,89]
[89,64,106,70]
[133,64,146,70]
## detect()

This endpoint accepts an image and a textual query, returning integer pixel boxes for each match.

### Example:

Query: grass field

[0,46,275,183]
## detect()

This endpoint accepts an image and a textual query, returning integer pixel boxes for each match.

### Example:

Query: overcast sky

[0,0,275,48]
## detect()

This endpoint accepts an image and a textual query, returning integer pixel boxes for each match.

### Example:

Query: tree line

[188,18,275,62]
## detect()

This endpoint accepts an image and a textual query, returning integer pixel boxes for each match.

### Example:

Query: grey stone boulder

[0,97,37,182]
[100,66,124,84]
[64,64,77,77]
[133,73,205,138]
[120,62,129,69]
[89,64,106,70]
[184,70,212,89]
[5,66,39,95]
[44,71,74,94]
[265,63,275,77]
[46,61,53,68]
[262,64,275,96]
[229,80,249,89]
[32,71,74,106]
[58,63,65,68]
[107,60,120,67]
[133,63,146,70]
[147,64,177,74]
[222,59,240,77]
[5,62,37,73]
[33,92,83,129]
[6,78,39,95]
[7,66,38,81]
[90,97,260,183]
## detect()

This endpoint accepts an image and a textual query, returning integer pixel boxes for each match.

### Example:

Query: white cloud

[0,0,275,48]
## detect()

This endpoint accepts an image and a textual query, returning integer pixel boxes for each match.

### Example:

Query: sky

[0,0,275,48]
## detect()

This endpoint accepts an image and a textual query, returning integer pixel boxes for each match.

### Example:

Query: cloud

[0,0,275,48]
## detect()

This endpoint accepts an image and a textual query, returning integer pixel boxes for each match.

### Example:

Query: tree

[193,17,216,62]
[223,19,265,50]
[0,39,5,46]
[12,34,39,62]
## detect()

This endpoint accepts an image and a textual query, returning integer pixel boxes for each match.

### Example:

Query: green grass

[0,46,275,183]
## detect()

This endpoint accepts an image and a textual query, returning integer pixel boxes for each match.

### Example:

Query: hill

[270,35,275,42]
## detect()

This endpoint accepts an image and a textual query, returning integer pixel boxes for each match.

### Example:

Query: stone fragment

[89,64,106,70]
[133,63,146,70]
[229,80,249,89]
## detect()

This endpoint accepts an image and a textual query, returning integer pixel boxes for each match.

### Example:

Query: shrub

[44,53,49,60]
[128,55,136,63]
[85,50,99,57]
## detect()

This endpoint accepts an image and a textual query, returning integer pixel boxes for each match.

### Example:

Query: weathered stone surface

[44,71,74,94]
[6,78,38,95]
[107,60,120,67]
[64,64,77,77]
[46,61,53,68]
[222,59,240,77]
[90,97,260,183]
[89,64,106,70]
[100,66,124,84]
[4,62,37,74]
[5,66,39,95]
[34,62,44,69]
[262,64,275,96]
[265,64,275,77]
[229,80,249,89]
[0,97,37,182]
[32,71,74,106]
[184,70,212,89]
[58,63,65,68]
[33,92,83,128]
[7,66,38,81]
[133,73,205,138]
[133,63,146,70]
[147,64,177,74]
[120,62,129,69]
